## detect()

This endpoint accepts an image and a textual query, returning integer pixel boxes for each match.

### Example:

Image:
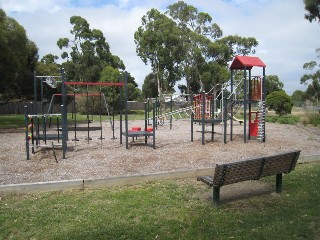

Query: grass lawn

[0,163,319,239]
[0,113,146,130]
[0,115,25,129]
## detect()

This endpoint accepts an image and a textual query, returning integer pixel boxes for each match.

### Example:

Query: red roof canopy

[230,56,266,70]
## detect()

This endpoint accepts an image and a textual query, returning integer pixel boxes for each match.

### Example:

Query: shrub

[266,91,293,116]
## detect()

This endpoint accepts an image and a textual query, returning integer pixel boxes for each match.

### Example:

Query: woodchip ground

[0,119,319,185]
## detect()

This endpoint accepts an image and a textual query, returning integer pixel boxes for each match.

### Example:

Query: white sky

[1,0,319,95]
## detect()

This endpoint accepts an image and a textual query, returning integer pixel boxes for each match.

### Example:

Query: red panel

[64,82,125,86]
[230,56,266,70]
[54,93,101,97]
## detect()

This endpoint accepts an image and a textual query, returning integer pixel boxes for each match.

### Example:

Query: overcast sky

[1,0,319,95]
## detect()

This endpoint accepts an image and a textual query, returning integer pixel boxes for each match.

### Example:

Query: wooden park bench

[197,150,301,205]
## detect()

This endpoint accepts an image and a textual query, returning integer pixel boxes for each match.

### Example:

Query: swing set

[25,70,157,160]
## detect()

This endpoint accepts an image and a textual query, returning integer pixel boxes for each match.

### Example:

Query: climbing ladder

[148,105,196,125]
[257,100,266,142]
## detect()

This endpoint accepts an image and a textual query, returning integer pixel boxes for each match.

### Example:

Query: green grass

[266,115,300,124]
[1,108,319,129]
[0,115,25,129]
[1,163,319,239]
[0,113,146,129]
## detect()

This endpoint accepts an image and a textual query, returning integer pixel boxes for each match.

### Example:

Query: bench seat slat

[197,176,214,187]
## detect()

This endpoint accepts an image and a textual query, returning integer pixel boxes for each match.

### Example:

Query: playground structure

[230,56,266,143]
[25,70,156,160]
[147,55,266,145]
[24,55,266,160]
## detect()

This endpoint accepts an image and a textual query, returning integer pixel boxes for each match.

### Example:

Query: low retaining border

[0,154,319,194]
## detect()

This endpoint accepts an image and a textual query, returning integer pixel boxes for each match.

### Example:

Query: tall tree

[292,90,307,107]
[304,0,320,23]
[166,1,223,93]
[57,16,125,82]
[134,9,184,98]
[0,9,39,101]
[36,54,60,76]
[301,48,320,103]
[166,1,258,94]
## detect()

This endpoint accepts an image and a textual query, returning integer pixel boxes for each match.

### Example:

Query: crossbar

[54,93,102,97]
[64,82,124,86]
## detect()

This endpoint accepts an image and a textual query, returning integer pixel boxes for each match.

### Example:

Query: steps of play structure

[35,134,62,140]
[148,105,195,121]
[67,126,102,131]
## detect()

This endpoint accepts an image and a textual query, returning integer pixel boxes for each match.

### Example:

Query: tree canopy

[300,48,320,103]
[142,73,158,98]
[0,9,38,101]
[265,75,284,95]
[134,1,258,97]
[304,0,320,23]
[57,16,125,83]
[134,8,184,97]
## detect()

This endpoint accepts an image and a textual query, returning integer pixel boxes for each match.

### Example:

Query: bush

[266,91,293,116]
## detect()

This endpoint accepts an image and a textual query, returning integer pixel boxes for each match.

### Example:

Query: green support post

[124,73,129,149]
[201,91,205,145]
[262,67,266,142]
[152,102,156,149]
[61,68,67,159]
[211,93,214,141]
[243,68,247,143]
[230,70,234,141]
[191,95,194,142]
[25,105,30,160]
[223,97,227,144]
[144,102,148,144]
[119,75,123,144]
[170,95,173,130]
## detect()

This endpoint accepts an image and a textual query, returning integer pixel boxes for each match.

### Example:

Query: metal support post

[25,105,30,160]
[201,91,205,145]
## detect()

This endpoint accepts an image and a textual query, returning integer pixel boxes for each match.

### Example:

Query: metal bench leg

[213,186,220,205]
[276,174,282,193]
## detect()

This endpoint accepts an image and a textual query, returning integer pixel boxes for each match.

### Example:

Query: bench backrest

[212,151,301,187]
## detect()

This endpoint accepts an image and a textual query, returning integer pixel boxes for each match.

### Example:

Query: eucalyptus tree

[304,0,320,23]
[301,48,320,104]
[57,16,125,83]
[166,1,258,94]
[134,9,184,97]
[166,1,223,93]
[36,54,60,75]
